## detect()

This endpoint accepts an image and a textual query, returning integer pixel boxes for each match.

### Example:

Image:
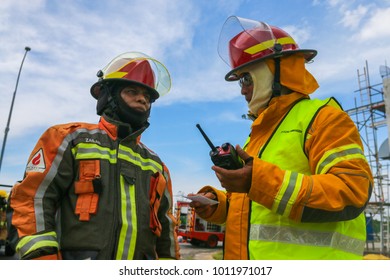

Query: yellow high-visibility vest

[248,97,366,260]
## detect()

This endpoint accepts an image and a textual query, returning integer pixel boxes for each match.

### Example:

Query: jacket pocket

[74,160,102,221]
[149,172,166,237]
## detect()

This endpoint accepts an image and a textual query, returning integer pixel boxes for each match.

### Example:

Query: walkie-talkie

[196,124,243,170]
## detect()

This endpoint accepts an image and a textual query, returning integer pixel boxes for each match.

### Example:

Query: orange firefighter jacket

[200,92,373,259]
[9,115,179,260]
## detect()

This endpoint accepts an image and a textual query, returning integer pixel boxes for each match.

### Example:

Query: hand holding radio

[211,145,253,193]
[196,124,243,170]
[196,123,253,192]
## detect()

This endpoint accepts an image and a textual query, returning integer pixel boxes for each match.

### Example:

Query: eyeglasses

[239,73,253,88]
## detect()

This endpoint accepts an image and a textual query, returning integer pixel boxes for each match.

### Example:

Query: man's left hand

[212,145,253,193]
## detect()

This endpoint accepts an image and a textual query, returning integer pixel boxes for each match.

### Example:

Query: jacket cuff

[197,186,227,224]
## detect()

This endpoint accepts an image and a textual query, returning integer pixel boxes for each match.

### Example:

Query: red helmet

[90,52,171,101]
[218,16,317,81]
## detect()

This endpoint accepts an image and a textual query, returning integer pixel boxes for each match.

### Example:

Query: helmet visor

[102,52,171,97]
[218,16,275,69]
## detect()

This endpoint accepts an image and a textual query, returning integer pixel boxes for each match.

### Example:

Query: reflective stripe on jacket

[10,115,179,260]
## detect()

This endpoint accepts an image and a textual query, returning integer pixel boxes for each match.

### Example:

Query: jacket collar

[98,114,149,143]
[259,92,308,115]
[252,92,309,127]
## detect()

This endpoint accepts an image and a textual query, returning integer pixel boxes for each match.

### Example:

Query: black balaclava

[97,82,151,131]
[116,86,151,130]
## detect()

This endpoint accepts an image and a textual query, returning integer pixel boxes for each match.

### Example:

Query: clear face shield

[217,16,276,70]
[101,51,171,97]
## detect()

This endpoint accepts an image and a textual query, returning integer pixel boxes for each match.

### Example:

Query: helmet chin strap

[272,44,283,97]
[272,57,281,97]
[96,82,117,116]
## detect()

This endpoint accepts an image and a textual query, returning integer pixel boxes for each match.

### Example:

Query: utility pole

[0,46,31,174]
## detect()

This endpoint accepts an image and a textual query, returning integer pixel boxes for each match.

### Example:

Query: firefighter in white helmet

[8,52,180,260]
[190,16,373,260]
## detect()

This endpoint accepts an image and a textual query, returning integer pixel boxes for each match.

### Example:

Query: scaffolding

[345,61,390,256]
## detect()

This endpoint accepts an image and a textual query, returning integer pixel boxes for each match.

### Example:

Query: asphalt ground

[179,241,223,260]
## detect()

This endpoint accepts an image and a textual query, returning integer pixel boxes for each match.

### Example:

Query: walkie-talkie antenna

[196,124,218,152]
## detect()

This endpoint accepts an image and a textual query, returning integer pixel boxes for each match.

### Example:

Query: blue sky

[1,0,390,197]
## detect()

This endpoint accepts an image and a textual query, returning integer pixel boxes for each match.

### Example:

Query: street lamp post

[0,46,31,174]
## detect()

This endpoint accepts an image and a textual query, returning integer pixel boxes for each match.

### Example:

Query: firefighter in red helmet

[91,52,171,130]
[190,16,372,260]
[8,52,180,260]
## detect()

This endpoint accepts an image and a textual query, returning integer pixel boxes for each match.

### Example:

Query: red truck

[175,200,224,248]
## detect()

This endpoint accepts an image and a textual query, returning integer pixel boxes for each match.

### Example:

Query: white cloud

[340,4,369,29]
[356,7,390,40]
[283,25,311,45]
[327,0,344,7]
